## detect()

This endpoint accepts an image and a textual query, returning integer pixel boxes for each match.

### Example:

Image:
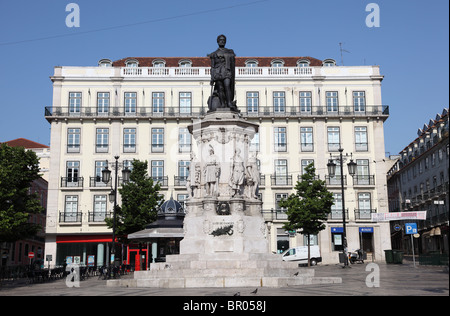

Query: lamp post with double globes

[327,148,357,267]
[102,156,131,268]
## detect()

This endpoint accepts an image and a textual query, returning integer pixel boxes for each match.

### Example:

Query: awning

[128,227,184,240]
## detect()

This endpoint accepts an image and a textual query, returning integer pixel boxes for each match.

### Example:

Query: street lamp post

[327,148,356,267]
[102,156,131,267]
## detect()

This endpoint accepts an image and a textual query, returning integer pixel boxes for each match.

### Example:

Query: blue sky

[0,0,448,155]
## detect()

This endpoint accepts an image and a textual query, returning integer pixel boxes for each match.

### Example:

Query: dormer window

[297,59,310,67]
[245,59,258,67]
[271,59,285,67]
[179,60,192,67]
[125,59,139,67]
[98,59,112,67]
[323,59,336,67]
[153,59,166,67]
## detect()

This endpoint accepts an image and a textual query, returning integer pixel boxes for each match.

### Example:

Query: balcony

[59,212,82,223]
[61,177,84,188]
[152,176,168,187]
[270,174,293,187]
[325,175,347,186]
[174,176,188,187]
[328,209,349,221]
[353,175,375,186]
[45,105,389,122]
[88,212,113,223]
[354,209,377,220]
[261,209,289,221]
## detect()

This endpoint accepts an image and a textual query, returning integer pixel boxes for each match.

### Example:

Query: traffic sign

[28,252,35,259]
[405,223,418,235]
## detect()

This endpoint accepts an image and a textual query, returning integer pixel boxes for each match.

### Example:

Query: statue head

[217,34,227,48]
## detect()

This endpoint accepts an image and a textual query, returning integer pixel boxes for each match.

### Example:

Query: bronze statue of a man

[208,35,238,112]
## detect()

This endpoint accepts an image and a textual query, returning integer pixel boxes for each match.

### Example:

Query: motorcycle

[348,249,366,264]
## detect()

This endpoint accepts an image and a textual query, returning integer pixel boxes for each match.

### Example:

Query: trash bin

[384,250,393,263]
[392,250,403,264]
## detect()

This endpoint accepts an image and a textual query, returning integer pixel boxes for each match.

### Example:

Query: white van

[281,245,322,266]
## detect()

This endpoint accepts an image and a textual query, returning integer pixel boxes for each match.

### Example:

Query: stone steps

[109,275,342,288]
[106,256,342,288]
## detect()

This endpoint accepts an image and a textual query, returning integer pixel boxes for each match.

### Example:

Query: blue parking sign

[405,223,418,235]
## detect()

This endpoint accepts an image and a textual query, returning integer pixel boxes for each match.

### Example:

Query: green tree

[0,144,44,242]
[279,163,334,266]
[105,159,163,244]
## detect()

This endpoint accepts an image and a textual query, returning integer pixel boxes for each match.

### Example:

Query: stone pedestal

[107,110,342,288]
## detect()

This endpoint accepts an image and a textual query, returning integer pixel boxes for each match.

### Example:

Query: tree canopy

[0,144,44,242]
[279,163,334,265]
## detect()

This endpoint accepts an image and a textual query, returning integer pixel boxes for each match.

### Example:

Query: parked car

[281,245,322,266]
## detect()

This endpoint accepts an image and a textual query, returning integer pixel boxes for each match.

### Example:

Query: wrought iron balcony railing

[45,105,389,120]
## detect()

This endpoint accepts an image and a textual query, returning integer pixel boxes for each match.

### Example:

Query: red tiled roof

[2,138,49,149]
[112,56,323,67]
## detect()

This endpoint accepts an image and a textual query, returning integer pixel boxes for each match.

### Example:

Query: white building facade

[44,56,392,267]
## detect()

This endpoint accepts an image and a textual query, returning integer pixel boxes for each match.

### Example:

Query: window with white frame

[353,91,366,112]
[331,193,343,219]
[275,193,289,211]
[96,128,109,153]
[64,195,78,221]
[152,92,164,114]
[355,127,368,151]
[93,195,107,222]
[124,92,137,115]
[245,60,258,67]
[326,91,338,112]
[178,160,190,184]
[69,92,81,114]
[125,59,138,67]
[327,127,340,151]
[67,128,80,153]
[299,91,312,113]
[247,92,259,113]
[94,160,108,184]
[178,127,191,153]
[356,159,370,184]
[274,127,287,152]
[123,128,136,153]
[297,60,310,67]
[151,160,164,182]
[66,161,79,183]
[151,128,164,153]
[179,92,191,115]
[300,127,313,152]
[274,159,288,185]
[273,91,285,113]
[301,159,314,175]
[358,193,372,219]
[271,59,284,67]
[250,132,260,152]
[97,92,109,115]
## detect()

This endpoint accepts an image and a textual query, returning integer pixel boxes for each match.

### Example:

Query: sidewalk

[1,261,448,296]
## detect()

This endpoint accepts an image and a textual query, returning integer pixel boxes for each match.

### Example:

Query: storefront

[55,235,113,267]
[126,196,185,270]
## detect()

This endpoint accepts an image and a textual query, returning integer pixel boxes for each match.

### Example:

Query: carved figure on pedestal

[245,154,260,199]
[229,148,245,197]
[187,152,201,199]
[204,145,220,197]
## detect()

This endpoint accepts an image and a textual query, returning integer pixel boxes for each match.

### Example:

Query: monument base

[107,253,342,288]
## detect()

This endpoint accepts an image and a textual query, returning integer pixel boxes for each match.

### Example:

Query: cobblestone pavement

[1,260,448,297]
